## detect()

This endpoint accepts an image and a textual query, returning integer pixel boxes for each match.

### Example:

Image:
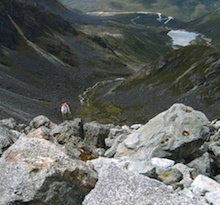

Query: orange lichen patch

[182,130,190,136]
[42,135,50,140]
[162,173,169,178]
[161,138,169,144]
[109,135,114,140]
[79,149,98,162]
[185,109,192,113]
[210,154,216,161]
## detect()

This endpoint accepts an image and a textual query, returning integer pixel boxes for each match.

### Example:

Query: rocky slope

[78,44,220,125]
[0,103,220,204]
[190,8,220,44]
[0,0,178,124]
[0,0,219,126]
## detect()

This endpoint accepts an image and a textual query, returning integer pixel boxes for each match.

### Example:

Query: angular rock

[50,118,84,144]
[105,126,130,148]
[29,115,55,129]
[178,188,195,199]
[157,168,183,186]
[83,164,202,205]
[127,160,157,178]
[0,133,97,205]
[187,152,212,177]
[205,191,220,205]
[130,124,143,130]
[93,148,105,156]
[208,141,220,169]
[191,174,220,196]
[0,126,13,156]
[0,118,20,130]
[211,119,220,130]
[215,174,220,183]
[151,157,175,169]
[173,163,194,188]
[104,134,127,158]
[87,157,120,172]
[83,122,114,148]
[115,103,210,161]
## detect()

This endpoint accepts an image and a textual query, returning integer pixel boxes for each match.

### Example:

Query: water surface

[168,30,199,48]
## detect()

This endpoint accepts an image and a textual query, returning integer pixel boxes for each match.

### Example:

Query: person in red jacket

[60,102,72,121]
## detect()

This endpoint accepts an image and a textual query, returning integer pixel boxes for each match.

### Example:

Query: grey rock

[0,126,13,156]
[87,157,120,172]
[108,127,125,137]
[0,134,97,205]
[50,118,84,144]
[105,137,114,148]
[130,124,143,130]
[205,191,220,205]
[211,119,220,130]
[127,160,157,178]
[208,141,220,169]
[0,122,22,156]
[151,157,175,169]
[105,134,127,158]
[157,168,183,186]
[83,121,114,148]
[191,174,220,196]
[178,188,195,199]
[173,163,194,188]
[209,130,220,142]
[29,115,54,129]
[187,152,212,177]
[94,148,105,156]
[0,118,20,130]
[105,126,127,148]
[115,103,210,161]
[214,174,220,183]
[83,164,202,205]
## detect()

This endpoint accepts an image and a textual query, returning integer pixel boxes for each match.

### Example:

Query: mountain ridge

[60,0,220,22]
[0,0,220,125]
[77,44,220,124]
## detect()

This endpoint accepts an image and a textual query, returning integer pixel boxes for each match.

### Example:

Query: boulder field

[0,103,220,205]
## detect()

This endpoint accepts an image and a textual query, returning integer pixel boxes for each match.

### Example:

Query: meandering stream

[80,12,211,107]
[79,78,125,106]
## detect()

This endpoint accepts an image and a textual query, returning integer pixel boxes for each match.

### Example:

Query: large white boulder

[115,103,210,161]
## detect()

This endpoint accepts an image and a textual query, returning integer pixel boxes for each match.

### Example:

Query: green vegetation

[60,0,220,22]
[80,17,173,67]
[77,44,220,124]
[190,8,220,44]
[35,35,79,67]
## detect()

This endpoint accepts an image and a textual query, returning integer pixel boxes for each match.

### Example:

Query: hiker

[60,102,72,121]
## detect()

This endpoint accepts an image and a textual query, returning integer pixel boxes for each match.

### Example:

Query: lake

[167,30,199,48]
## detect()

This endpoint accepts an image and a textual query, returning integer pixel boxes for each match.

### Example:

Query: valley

[0,0,219,125]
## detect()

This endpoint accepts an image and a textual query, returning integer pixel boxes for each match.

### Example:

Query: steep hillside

[0,0,133,123]
[77,45,220,125]
[60,0,220,22]
[189,8,220,44]
[1,0,219,125]
[0,0,177,123]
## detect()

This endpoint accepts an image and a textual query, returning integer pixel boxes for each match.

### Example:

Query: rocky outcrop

[83,163,201,205]
[0,127,97,205]
[115,103,210,161]
[0,103,220,204]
